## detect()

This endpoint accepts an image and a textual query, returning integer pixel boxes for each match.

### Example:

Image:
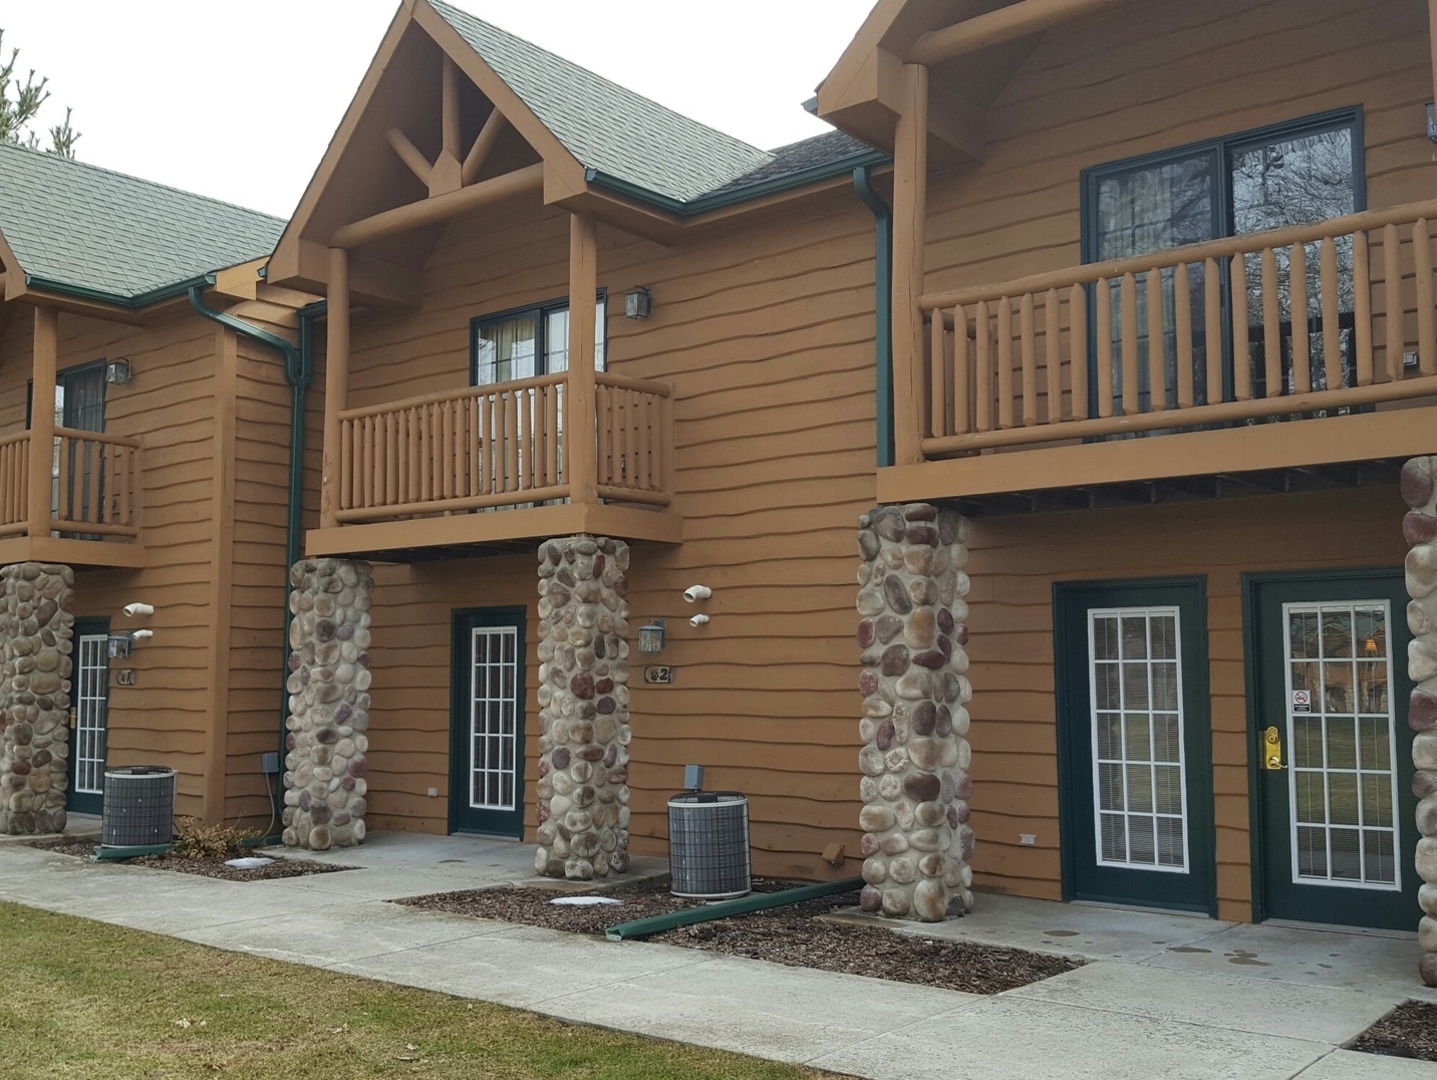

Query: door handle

[1262,725,1285,771]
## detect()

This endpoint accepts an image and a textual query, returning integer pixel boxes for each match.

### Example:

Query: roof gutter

[583,148,890,218]
[24,272,216,310]
[186,280,318,785]
[852,165,894,469]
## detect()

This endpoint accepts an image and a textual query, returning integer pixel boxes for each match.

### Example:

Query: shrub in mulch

[1351,1000,1437,1062]
[398,879,1082,995]
[26,837,352,882]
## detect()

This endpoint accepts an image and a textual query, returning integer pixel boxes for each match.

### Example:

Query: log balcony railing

[0,427,142,541]
[333,371,674,524]
[917,199,1437,460]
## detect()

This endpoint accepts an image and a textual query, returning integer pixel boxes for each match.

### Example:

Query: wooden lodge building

[4,0,1437,967]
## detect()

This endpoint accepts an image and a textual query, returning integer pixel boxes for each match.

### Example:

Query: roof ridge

[0,140,286,226]
[425,0,774,168]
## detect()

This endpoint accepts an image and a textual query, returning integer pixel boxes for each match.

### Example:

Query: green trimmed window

[470,294,606,385]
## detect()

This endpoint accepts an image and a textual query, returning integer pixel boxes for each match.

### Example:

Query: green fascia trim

[584,149,890,218]
[605,876,863,941]
[25,272,217,311]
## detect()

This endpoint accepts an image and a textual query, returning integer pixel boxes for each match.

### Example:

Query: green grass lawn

[0,901,830,1080]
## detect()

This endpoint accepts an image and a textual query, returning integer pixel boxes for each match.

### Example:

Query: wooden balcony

[306,371,683,558]
[0,427,144,569]
[882,200,1437,509]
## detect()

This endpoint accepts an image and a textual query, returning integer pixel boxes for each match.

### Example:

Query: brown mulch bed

[398,878,1082,995]
[27,838,353,882]
[1351,1000,1437,1062]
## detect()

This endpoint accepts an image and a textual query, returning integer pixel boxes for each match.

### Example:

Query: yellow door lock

[68,708,77,730]
[1262,725,1286,770]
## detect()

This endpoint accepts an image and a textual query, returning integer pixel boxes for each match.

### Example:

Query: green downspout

[605,876,863,941]
[852,166,894,468]
[186,283,318,773]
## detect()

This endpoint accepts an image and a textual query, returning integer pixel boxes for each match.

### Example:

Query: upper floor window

[1081,110,1363,408]
[471,293,606,386]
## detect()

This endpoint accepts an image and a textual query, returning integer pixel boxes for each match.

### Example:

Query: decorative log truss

[315,55,678,547]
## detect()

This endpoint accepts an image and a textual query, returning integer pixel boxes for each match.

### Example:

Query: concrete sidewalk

[1,835,1434,1080]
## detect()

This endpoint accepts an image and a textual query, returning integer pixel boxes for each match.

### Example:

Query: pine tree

[0,30,79,158]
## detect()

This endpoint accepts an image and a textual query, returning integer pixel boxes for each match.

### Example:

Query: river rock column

[1402,457,1437,987]
[283,558,373,851]
[857,505,974,922]
[535,535,631,881]
[0,563,74,835]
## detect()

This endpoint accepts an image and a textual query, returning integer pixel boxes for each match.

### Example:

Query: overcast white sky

[0,0,877,218]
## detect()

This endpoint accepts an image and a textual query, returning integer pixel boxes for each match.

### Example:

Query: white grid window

[469,626,519,811]
[1284,602,1400,890]
[1088,607,1189,872]
[74,634,109,794]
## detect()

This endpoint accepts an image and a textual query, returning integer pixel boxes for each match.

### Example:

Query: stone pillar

[535,535,631,880]
[1402,457,1437,987]
[856,504,974,921]
[0,563,74,835]
[283,558,373,850]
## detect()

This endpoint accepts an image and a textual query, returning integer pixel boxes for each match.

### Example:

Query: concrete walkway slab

[539,952,982,1065]
[327,922,710,1009]
[808,997,1331,1080]
[176,903,513,967]
[1143,922,1437,1003]
[1295,1049,1437,1078]
[1003,960,1401,1044]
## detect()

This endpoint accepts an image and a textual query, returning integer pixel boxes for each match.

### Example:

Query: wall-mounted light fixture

[638,618,666,653]
[1428,102,1437,144]
[107,634,131,659]
[624,286,651,320]
[105,359,132,385]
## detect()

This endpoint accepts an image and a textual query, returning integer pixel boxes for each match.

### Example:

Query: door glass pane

[469,626,520,811]
[1283,601,1399,890]
[1088,607,1189,873]
[75,634,108,794]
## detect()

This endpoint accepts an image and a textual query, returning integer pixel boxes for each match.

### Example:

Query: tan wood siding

[339,186,880,879]
[965,486,1407,921]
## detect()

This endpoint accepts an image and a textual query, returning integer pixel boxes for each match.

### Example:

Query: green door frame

[1242,567,1417,930]
[448,606,527,838]
[1054,576,1217,916]
[67,616,110,816]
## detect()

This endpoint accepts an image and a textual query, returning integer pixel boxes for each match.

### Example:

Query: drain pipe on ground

[604,877,864,941]
[187,282,319,821]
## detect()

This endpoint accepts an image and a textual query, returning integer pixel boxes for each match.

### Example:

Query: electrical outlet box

[427,787,439,798]
[1019,833,1037,846]
[683,764,704,791]
[260,752,280,775]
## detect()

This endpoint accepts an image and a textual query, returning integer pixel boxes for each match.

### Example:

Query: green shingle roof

[429,0,779,204]
[0,142,285,304]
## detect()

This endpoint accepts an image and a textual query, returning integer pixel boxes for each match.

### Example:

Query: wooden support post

[890,62,929,465]
[28,305,57,538]
[321,248,350,530]
[442,56,461,160]
[566,212,599,505]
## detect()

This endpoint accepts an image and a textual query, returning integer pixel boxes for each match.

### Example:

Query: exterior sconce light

[107,634,131,659]
[1428,102,1437,144]
[105,359,132,385]
[638,619,666,653]
[624,286,651,319]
